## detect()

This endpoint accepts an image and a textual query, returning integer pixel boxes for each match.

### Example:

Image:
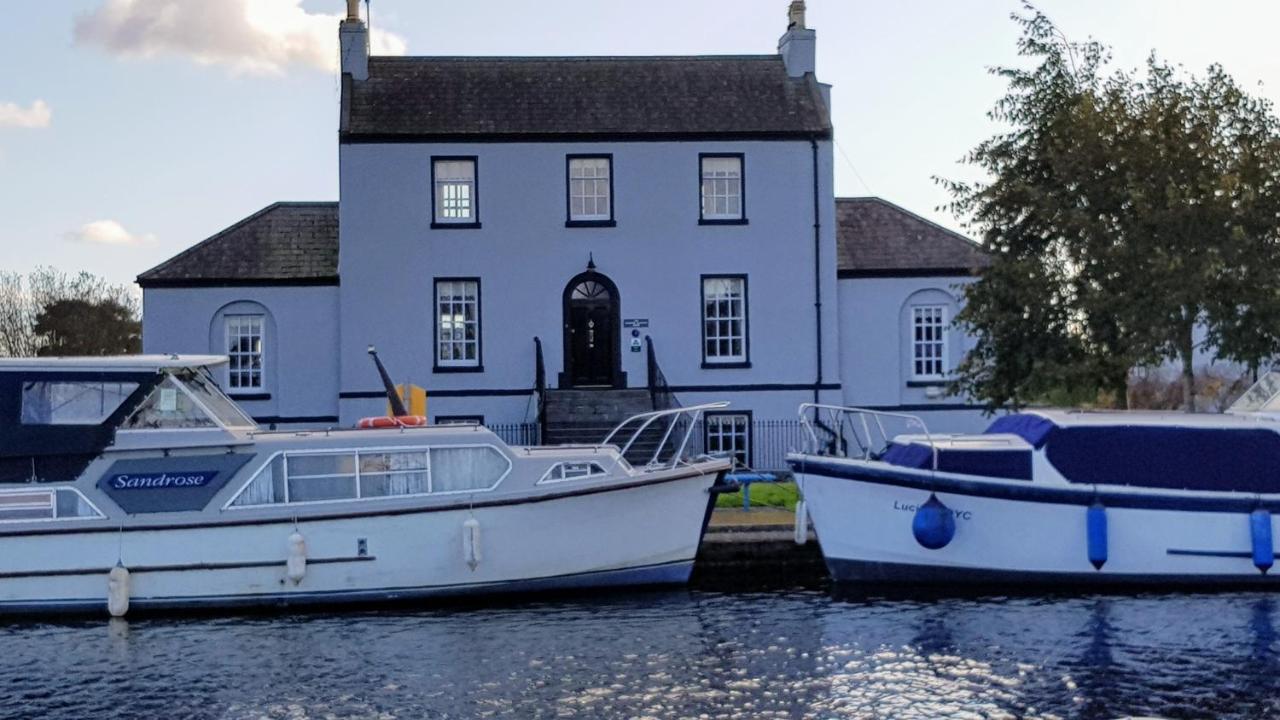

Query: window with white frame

[435,279,481,368]
[911,305,948,380]
[225,315,264,391]
[705,413,751,467]
[568,156,612,222]
[702,276,748,364]
[700,155,744,221]
[433,158,477,224]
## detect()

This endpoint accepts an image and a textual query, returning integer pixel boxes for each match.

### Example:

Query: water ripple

[0,590,1276,719]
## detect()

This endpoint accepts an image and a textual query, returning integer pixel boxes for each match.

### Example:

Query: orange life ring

[357,415,429,429]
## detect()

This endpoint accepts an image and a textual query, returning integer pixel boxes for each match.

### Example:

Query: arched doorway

[561,271,622,388]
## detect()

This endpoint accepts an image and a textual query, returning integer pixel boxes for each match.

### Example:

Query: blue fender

[1251,508,1274,574]
[1086,502,1107,570]
[912,493,956,550]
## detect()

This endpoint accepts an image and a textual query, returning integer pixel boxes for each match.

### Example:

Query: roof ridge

[136,201,332,282]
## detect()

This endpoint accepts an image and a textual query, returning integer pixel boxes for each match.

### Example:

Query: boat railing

[601,401,731,471]
[797,403,938,470]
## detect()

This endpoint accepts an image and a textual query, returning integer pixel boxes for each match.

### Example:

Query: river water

[0,588,1276,719]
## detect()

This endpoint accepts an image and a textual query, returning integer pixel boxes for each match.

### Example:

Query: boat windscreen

[1229,370,1280,413]
[182,372,256,429]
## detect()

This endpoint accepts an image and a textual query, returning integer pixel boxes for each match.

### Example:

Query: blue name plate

[107,472,217,490]
[98,455,253,514]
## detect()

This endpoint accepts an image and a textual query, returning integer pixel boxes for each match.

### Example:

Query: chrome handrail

[601,401,731,471]
[796,402,937,470]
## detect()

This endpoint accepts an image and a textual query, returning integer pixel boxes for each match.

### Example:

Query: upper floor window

[700,154,745,223]
[435,278,481,370]
[702,276,749,366]
[911,305,947,380]
[567,156,614,225]
[432,157,479,226]
[225,314,264,391]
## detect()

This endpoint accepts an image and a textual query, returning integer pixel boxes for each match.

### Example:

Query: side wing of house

[834,197,991,435]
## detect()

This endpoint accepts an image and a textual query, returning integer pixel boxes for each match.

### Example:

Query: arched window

[901,289,956,383]
[210,301,275,395]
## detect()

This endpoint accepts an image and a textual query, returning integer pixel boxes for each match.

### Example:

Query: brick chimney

[778,0,816,78]
[340,0,368,81]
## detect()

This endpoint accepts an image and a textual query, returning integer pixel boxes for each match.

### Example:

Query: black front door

[565,277,617,387]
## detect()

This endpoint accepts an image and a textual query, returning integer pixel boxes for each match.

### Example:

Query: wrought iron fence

[489,422,541,446]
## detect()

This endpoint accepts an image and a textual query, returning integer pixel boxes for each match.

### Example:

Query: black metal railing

[645,336,679,411]
[532,336,547,444]
[490,422,541,447]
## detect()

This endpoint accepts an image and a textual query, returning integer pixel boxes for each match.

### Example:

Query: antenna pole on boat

[368,345,410,417]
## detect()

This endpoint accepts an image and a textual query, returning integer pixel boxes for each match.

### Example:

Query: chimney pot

[346,0,361,22]
[787,0,806,30]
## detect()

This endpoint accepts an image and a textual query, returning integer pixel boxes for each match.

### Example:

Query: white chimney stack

[340,0,369,81]
[778,0,816,78]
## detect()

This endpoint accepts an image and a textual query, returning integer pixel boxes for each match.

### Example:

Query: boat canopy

[0,356,253,483]
[985,413,1280,494]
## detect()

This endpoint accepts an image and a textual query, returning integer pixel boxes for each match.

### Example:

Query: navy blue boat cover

[983,414,1280,494]
[880,442,1033,481]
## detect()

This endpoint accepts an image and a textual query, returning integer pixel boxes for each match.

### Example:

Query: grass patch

[715,480,799,510]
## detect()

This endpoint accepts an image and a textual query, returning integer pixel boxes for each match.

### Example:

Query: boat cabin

[0,356,253,484]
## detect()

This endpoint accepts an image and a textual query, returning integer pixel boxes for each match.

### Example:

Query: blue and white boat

[0,355,730,616]
[790,383,1280,587]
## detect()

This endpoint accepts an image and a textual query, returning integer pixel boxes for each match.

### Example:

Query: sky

[2,0,1280,287]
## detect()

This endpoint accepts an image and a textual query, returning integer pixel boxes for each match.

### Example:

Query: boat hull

[794,457,1280,588]
[0,470,718,615]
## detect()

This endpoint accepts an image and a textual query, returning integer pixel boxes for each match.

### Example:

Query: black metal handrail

[533,336,547,443]
[645,336,679,411]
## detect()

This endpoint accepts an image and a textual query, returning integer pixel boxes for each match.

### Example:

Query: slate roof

[342,55,832,140]
[835,197,990,277]
[137,202,339,287]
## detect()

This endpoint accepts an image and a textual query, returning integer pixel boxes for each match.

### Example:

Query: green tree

[944,4,1280,412]
[34,298,141,356]
[0,268,141,357]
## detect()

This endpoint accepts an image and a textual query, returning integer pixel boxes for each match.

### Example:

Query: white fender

[286,531,307,584]
[794,500,808,546]
[463,517,481,571]
[107,564,130,618]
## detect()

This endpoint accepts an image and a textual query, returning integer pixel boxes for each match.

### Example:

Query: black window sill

[565,219,617,228]
[906,380,948,388]
[699,218,748,226]
[434,365,484,374]
[702,361,752,370]
[430,221,482,230]
[229,393,272,401]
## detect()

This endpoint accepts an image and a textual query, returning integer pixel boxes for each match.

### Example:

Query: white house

[138,2,991,468]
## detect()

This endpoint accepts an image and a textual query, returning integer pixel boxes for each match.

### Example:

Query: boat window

[430,447,508,493]
[287,453,357,502]
[227,446,510,508]
[539,461,609,483]
[0,488,103,523]
[122,376,216,430]
[20,381,139,425]
[183,372,256,428]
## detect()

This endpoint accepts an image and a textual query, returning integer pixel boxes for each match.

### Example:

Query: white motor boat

[790,378,1280,587]
[0,355,731,616]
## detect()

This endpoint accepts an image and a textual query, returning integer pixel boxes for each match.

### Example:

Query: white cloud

[0,100,52,129]
[74,0,407,75]
[67,220,155,247]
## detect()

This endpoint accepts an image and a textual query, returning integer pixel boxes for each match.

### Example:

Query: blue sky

[2,0,1279,287]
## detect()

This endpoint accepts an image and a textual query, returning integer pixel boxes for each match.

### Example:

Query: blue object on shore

[912,493,955,550]
[1251,508,1273,574]
[1087,502,1107,570]
[725,472,780,510]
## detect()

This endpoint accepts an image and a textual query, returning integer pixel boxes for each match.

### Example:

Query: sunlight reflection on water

[0,590,1275,719]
